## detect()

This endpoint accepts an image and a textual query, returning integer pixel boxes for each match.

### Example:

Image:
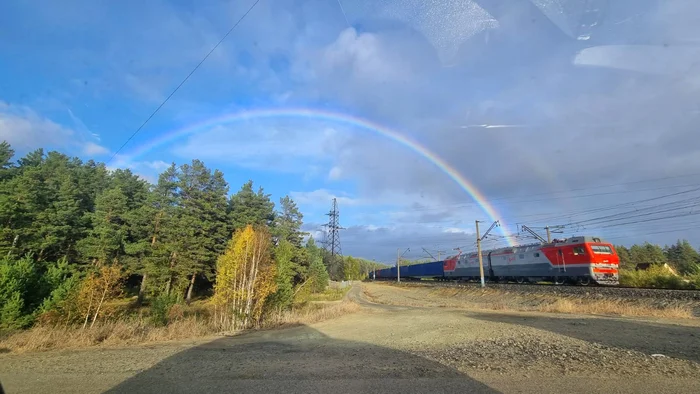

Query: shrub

[308,257,329,293]
[0,255,44,330]
[149,293,181,327]
[619,265,690,289]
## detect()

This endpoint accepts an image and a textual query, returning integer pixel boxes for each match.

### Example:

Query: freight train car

[373,236,619,285]
[373,261,444,280]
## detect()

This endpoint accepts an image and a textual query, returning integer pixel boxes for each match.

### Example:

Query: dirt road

[1,282,699,393]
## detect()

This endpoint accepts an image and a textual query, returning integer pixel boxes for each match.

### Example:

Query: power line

[107,0,262,164]
[560,195,700,227]
[592,212,700,230]
[604,223,700,242]
[395,182,700,214]
[508,186,700,225]
[375,187,700,228]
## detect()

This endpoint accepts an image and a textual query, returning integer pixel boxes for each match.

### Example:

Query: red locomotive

[444,236,619,285]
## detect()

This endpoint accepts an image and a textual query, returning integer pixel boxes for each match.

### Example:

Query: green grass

[307,287,350,302]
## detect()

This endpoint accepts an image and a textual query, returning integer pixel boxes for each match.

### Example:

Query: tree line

[616,240,700,275]
[615,240,700,289]
[0,141,351,331]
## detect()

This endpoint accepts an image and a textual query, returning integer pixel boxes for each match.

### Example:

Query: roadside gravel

[1,283,699,393]
[361,282,700,380]
[419,332,700,378]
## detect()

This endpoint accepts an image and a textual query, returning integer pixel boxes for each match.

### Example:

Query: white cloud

[339,1,498,65]
[322,28,413,83]
[172,119,352,173]
[107,159,174,184]
[0,102,74,149]
[442,227,469,234]
[7,0,700,258]
[83,142,109,156]
[304,221,474,263]
[142,160,171,172]
[291,189,365,207]
[328,166,342,180]
[0,101,105,157]
[286,1,700,254]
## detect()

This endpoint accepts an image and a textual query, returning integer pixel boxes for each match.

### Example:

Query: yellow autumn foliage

[77,263,124,329]
[213,225,277,330]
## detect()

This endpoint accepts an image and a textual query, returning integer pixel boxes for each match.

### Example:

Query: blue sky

[2,0,700,262]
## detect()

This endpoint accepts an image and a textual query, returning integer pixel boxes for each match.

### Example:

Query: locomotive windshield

[591,245,614,254]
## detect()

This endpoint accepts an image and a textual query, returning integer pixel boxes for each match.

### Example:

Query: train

[372,236,620,286]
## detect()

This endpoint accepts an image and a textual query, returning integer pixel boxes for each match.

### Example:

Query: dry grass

[536,298,693,319]
[0,300,360,354]
[367,283,696,319]
[262,301,360,328]
[0,317,218,354]
[425,285,695,318]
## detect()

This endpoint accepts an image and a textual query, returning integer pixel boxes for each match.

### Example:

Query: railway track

[372,279,700,302]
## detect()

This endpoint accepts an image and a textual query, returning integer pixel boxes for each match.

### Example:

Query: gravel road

[1,283,699,393]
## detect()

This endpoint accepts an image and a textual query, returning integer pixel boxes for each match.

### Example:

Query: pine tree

[0,255,44,329]
[629,242,668,267]
[103,169,151,302]
[0,149,48,258]
[174,160,230,303]
[615,245,633,270]
[664,240,700,275]
[304,238,329,292]
[35,170,84,262]
[307,254,329,293]
[0,141,16,181]
[274,196,306,247]
[78,187,129,265]
[144,163,181,297]
[228,180,275,232]
[0,147,110,263]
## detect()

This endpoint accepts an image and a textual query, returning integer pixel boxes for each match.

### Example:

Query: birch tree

[213,225,276,330]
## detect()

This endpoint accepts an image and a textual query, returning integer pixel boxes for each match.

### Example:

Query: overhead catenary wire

[373,170,700,214]
[558,195,700,227]
[380,188,700,229]
[389,182,700,214]
[586,211,700,230]
[379,185,700,228]
[530,187,700,224]
[107,0,262,164]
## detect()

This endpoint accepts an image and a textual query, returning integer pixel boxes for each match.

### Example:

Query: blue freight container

[373,261,444,279]
[407,261,444,277]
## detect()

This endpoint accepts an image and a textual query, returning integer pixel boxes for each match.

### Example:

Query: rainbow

[120,108,515,246]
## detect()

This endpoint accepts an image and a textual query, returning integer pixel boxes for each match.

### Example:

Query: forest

[1,139,699,338]
[0,141,381,334]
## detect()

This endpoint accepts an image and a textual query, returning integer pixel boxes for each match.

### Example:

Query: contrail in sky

[459,124,529,129]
